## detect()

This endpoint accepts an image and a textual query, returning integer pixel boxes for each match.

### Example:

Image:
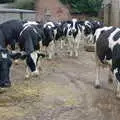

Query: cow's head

[83,21,93,36]
[55,22,64,40]
[20,51,45,73]
[43,25,54,46]
[66,19,79,34]
[0,48,21,88]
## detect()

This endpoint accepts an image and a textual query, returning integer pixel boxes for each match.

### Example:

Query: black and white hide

[94,26,120,98]
[0,47,21,88]
[18,23,45,79]
[63,18,83,57]
[0,19,25,50]
[83,20,104,44]
[40,22,56,59]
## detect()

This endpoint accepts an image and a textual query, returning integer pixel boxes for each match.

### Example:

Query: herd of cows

[0,18,120,99]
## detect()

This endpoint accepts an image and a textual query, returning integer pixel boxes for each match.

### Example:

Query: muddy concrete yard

[0,44,120,120]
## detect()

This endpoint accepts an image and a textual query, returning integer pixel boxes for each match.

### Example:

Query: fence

[0,8,37,23]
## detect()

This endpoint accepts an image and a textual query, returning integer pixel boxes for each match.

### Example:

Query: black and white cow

[82,20,104,44]
[0,46,21,88]
[94,26,120,98]
[39,21,63,59]
[62,18,83,57]
[18,21,45,78]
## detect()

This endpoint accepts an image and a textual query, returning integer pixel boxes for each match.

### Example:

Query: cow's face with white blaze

[0,48,22,88]
[67,19,79,35]
[21,51,45,78]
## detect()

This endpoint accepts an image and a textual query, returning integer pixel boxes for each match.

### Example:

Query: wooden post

[20,12,23,20]
[111,0,120,26]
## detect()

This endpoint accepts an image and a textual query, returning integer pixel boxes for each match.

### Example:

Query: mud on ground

[0,43,120,120]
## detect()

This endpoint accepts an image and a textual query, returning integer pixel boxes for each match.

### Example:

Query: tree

[60,0,103,16]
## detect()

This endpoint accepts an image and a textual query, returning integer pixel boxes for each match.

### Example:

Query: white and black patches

[96,27,116,63]
[63,19,83,57]
[95,26,120,98]
[83,20,104,44]
[42,25,54,47]
[23,21,39,27]
[94,26,113,42]
[26,52,39,72]
[113,31,120,41]
[25,51,45,78]
[108,28,120,50]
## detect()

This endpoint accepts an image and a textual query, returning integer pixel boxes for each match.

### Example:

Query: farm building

[103,0,120,26]
[36,0,70,21]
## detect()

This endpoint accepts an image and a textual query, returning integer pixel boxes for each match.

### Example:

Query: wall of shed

[103,0,120,26]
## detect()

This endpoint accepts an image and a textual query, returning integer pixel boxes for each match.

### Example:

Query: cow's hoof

[48,57,52,60]
[95,84,101,89]
[31,71,39,77]
[108,78,113,83]
[25,75,30,80]
[14,60,19,65]
[55,53,58,56]
[0,88,8,93]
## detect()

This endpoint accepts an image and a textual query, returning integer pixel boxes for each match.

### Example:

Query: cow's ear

[38,53,46,58]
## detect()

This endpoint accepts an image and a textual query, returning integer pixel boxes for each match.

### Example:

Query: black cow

[0,19,25,50]
[94,26,120,98]
[0,46,21,88]
[82,20,104,44]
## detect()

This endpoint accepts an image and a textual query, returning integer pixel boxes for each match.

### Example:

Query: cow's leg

[25,67,30,79]
[88,34,94,44]
[84,36,88,48]
[39,41,43,51]
[116,81,120,98]
[108,66,113,83]
[10,50,20,65]
[68,37,73,57]
[95,56,101,88]
[37,56,42,71]
[113,69,120,98]
[74,37,80,57]
[48,41,55,59]
[60,37,65,49]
